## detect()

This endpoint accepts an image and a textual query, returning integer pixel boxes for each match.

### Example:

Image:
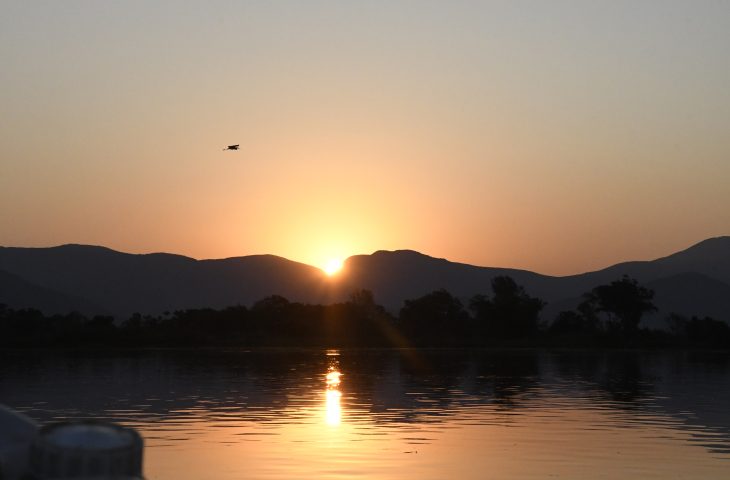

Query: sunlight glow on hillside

[323,258,344,276]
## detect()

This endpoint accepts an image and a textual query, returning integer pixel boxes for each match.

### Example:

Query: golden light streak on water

[325,389,342,426]
[324,350,342,426]
[325,370,341,388]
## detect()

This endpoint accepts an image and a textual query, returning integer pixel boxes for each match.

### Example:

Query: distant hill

[330,249,553,311]
[1,237,729,323]
[330,238,730,323]
[567,237,730,287]
[0,245,329,317]
[0,268,102,314]
[646,273,730,322]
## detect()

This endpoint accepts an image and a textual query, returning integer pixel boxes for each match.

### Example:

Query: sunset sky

[2,1,729,275]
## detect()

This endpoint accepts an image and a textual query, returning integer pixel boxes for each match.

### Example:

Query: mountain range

[1,237,729,326]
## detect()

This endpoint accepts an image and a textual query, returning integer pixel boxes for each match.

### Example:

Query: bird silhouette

[223,144,240,151]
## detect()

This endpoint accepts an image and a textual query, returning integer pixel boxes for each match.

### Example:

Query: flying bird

[223,144,240,151]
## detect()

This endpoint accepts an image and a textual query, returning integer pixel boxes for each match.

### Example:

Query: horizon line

[2,235,727,279]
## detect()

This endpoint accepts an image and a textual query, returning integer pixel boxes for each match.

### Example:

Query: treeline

[1,276,729,348]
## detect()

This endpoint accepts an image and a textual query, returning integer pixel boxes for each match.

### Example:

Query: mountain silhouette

[330,249,553,310]
[646,273,730,322]
[0,268,103,314]
[568,237,730,287]
[0,245,328,317]
[0,237,729,323]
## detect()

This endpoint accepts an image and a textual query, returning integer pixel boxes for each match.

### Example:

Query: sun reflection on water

[325,350,342,426]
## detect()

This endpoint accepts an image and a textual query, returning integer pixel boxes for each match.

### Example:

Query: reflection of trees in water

[660,351,730,454]
[1,349,730,453]
[599,353,653,405]
[0,350,323,424]
[684,351,730,373]
[549,351,654,408]
[0,349,540,424]
[471,351,541,408]
[547,350,730,454]
[342,350,541,419]
[0,350,657,419]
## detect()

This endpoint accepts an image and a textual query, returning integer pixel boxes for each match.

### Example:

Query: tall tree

[581,275,656,335]
[470,276,545,339]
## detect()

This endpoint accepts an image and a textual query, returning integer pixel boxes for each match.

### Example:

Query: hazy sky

[2,1,729,275]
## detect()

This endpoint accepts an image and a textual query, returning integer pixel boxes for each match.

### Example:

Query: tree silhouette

[581,275,656,336]
[470,276,544,339]
[399,289,469,344]
[666,313,730,347]
[549,310,598,336]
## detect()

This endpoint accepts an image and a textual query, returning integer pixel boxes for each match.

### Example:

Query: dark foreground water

[1,349,729,479]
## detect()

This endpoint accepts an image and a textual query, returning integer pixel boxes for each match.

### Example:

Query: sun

[323,258,344,276]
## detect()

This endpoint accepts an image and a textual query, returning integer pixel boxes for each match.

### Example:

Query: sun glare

[323,258,344,276]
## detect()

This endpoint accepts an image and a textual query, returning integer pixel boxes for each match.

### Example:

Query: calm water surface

[2,349,729,479]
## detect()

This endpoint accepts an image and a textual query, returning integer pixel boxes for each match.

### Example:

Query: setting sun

[323,258,344,276]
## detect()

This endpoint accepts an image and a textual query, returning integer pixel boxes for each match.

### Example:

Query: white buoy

[29,421,143,479]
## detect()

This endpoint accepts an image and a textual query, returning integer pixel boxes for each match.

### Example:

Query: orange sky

[2,2,729,275]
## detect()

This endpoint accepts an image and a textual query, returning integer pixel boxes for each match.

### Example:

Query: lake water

[2,349,729,479]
